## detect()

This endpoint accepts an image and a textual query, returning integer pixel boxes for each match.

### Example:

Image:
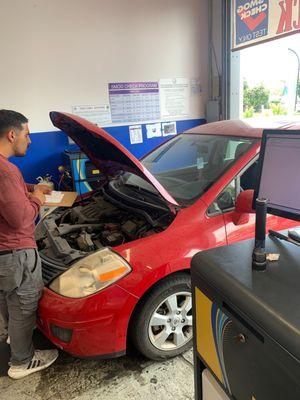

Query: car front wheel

[130,274,192,360]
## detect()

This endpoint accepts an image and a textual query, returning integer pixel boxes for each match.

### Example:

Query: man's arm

[0,173,45,229]
[26,183,52,194]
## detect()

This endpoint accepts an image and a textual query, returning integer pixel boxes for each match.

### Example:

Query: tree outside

[242,79,297,117]
[243,80,269,113]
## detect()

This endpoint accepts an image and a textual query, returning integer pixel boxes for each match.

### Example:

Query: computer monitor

[255,129,300,221]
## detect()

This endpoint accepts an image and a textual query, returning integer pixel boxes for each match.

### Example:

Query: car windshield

[122,133,258,205]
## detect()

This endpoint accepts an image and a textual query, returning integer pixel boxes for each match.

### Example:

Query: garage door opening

[238,34,300,120]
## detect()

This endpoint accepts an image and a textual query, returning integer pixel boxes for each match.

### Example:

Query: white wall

[0,0,209,132]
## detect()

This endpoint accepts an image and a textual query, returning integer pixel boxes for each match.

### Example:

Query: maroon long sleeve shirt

[0,154,41,250]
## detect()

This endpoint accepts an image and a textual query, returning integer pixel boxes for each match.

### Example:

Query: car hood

[50,111,179,208]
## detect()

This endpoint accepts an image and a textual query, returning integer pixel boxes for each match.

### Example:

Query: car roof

[185,118,300,138]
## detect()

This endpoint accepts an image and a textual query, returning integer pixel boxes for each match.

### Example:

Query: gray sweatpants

[0,249,44,365]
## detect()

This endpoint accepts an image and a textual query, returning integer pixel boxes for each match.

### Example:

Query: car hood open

[50,112,179,208]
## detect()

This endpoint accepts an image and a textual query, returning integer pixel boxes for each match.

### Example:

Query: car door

[216,157,299,245]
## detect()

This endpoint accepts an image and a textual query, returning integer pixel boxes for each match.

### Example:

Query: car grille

[41,257,69,285]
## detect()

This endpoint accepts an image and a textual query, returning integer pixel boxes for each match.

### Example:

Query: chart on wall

[108,78,194,124]
[109,82,160,123]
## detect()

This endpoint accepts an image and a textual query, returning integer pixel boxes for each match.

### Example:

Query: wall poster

[232,0,300,51]
[159,78,190,119]
[71,105,112,126]
[109,82,160,123]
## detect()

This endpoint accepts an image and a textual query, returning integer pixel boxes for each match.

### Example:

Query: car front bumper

[37,284,138,358]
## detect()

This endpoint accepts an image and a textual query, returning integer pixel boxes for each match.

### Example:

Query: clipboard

[44,191,78,207]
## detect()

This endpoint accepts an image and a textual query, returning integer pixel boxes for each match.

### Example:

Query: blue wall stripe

[12,118,205,184]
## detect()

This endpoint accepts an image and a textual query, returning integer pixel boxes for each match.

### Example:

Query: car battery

[191,235,300,400]
[63,150,104,194]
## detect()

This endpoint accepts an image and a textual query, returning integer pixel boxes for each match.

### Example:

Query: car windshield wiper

[124,183,183,212]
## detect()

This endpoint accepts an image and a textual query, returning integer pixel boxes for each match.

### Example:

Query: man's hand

[34,184,52,195]
[31,188,46,205]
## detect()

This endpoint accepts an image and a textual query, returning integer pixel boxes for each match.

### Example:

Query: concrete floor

[0,331,194,400]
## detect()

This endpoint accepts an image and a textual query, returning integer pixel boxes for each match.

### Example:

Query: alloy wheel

[148,291,192,351]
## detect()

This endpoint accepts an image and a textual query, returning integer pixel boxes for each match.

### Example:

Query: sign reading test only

[232,0,300,51]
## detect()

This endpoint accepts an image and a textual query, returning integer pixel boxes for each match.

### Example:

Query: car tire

[130,273,192,360]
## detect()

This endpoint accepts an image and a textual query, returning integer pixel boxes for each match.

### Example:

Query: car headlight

[49,248,131,298]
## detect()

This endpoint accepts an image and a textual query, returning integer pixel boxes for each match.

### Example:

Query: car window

[137,134,257,205]
[240,158,260,191]
[207,156,259,216]
[207,180,236,215]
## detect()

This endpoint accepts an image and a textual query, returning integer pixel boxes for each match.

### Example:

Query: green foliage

[243,107,254,118]
[270,103,288,115]
[243,80,270,112]
[270,99,280,105]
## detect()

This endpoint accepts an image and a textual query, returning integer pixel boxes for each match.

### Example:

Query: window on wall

[234,34,300,119]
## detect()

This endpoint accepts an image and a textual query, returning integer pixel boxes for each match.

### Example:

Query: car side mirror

[232,189,255,225]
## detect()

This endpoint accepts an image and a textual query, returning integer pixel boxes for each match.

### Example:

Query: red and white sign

[232,0,300,51]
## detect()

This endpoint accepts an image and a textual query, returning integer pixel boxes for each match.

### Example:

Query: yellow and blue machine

[191,236,300,400]
[63,150,103,194]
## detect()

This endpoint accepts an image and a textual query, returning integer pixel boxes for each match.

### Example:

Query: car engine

[36,192,174,265]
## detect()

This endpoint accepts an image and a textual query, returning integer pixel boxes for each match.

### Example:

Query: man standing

[0,110,58,379]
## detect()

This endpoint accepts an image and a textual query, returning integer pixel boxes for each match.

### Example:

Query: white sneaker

[6,336,10,345]
[8,349,59,379]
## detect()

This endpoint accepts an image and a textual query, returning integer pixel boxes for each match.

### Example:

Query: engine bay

[36,191,174,265]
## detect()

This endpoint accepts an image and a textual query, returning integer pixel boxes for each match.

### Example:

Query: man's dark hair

[0,109,28,138]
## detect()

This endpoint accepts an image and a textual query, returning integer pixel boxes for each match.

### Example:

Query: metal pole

[288,48,300,112]
[222,0,232,120]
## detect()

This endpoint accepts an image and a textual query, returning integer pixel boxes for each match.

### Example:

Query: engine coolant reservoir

[36,175,55,190]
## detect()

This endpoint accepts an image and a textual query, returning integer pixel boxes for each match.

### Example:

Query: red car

[36,114,299,360]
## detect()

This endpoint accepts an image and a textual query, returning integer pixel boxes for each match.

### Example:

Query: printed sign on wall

[159,78,190,119]
[109,82,160,123]
[232,0,300,51]
[72,105,111,126]
[129,125,143,144]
